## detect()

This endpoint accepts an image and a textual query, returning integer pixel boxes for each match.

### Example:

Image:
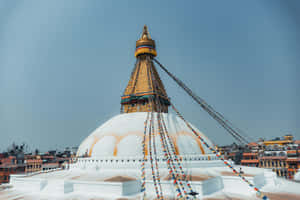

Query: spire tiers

[121,26,169,113]
[135,25,157,57]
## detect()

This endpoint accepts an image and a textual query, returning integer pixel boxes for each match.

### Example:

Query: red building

[25,158,42,173]
[241,152,259,167]
[0,156,17,184]
[0,167,10,184]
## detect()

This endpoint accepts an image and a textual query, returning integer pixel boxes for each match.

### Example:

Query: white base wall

[9,169,277,199]
[70,155,224,171]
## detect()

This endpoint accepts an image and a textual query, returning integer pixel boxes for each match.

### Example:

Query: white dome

[77,112,214,158]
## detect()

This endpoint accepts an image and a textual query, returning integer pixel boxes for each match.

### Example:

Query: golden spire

[121,26,169,113]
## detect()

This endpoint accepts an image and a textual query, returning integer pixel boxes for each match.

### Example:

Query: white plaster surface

[77,112,214,157]
[1,165,299,200]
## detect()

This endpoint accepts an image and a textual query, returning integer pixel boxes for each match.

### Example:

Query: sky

[0,0,299,152]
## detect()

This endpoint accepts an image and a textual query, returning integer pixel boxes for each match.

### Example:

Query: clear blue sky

[0,1,299,152]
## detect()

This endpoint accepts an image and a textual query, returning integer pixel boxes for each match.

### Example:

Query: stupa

[76,25,215,160]
[1,26,300,200]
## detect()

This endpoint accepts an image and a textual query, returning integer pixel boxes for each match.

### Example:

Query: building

[0,166,12,184]
[24,157,42,173]
[238,135,300,180]
[0,155,25,184]
[0,148,75,184]
[263,135,294,146]
[241,152,259,167]
[42,162,59,171]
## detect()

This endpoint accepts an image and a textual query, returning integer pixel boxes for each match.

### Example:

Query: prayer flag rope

[148,110,162,199]
[147,97,184,198]
[140,111,150,199]
[171,103,269,200]
[160,115,194,193]
[140,97,165,200]
[153,101,186,198]
[150,111,164,199]
[157,113,190,199]
[147,60,194,199]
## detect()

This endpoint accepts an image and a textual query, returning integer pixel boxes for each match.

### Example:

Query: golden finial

[141,25,151,40]
[135,25,157,57]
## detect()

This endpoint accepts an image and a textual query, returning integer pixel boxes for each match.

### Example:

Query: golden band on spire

[135,25,157,57]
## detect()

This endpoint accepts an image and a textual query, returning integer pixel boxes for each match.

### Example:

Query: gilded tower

[121,26,170,113]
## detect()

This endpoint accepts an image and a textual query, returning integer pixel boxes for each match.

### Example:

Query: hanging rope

[147,59,191,199]
[156,113,184,199]
[150,109,164,199]
[157,112,190,199]
[149,57,268,199]
[154,93,195,198]
[160,116,194,194]
[141,96,164,200]
[153,58,250,145]
[148,110,163,200]
[140,111,150,199]
[170,102,269,200]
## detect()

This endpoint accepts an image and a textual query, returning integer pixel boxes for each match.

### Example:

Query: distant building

[241,152,259,167]
[238,134,300,179]
[25,157,42,173]
[0,147,74,184]
[0,167,10,184]
[42,162,59,171]
[0,155,24,184]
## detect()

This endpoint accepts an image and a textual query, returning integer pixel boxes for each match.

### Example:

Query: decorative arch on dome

[91,136,116,157]
[85,131,210,157]
[77,136,95,157]
[88,132,146,157]
[117,135,143,157]
[77,113,214,158]
[174,131,206,154]
[176,135,203,155]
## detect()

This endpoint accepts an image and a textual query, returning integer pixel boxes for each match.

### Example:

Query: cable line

[153,58,250,145]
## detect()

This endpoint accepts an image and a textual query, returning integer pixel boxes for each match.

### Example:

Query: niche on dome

[177,135,203,155]
[92,136,116,157]
[117,135,143,157]
[76,136,95,157]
